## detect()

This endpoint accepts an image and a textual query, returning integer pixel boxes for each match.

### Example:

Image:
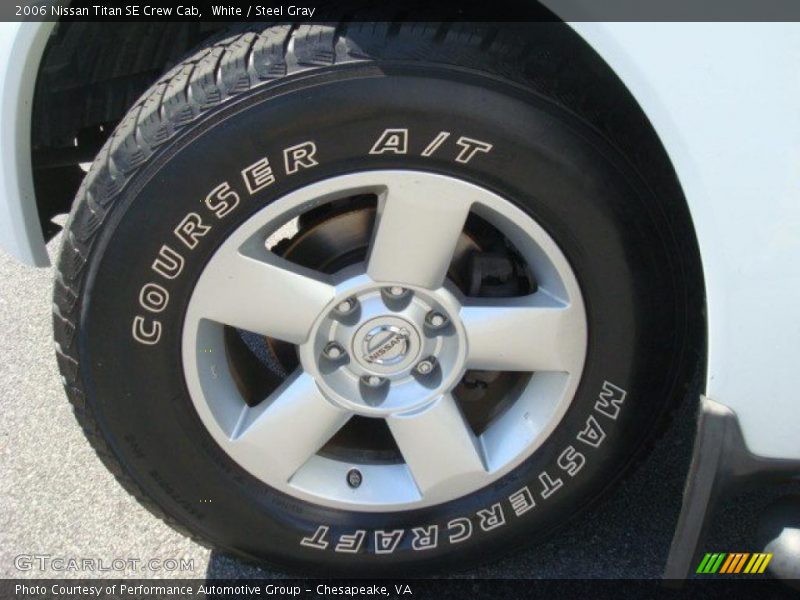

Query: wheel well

[30,21,228,238]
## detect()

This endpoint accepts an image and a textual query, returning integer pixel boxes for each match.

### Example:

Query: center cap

[363,325,410,365]
[352,316,421,375]
[298,277,470,416]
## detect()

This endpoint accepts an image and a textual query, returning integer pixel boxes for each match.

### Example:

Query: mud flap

[663,396,800,581]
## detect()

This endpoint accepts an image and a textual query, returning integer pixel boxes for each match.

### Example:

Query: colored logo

[696,552,773,575]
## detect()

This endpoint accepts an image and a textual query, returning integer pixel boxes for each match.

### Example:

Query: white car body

[1,20,798,463]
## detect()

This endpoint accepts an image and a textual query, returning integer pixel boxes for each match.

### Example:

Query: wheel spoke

[387,394,486,496]
[367,175,473,289]
[231,372,351,482]
[190,244,335,343]
[461,293,586,373]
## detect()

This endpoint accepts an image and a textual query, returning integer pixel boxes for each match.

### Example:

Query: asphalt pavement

[1,232,796,580]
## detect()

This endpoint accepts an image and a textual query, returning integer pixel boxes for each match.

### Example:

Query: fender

[0,21,54,266]
[563,22,800,462]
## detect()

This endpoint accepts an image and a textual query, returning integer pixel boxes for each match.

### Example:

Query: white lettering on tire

[538,471,563,499]
[369,128,492,163]
[300,525,330,549]
[477,503,505,531]
[576,415,606,448]
[131,140,323,347]
[139,282,169,313]
[421,131,451,157]
[284,141,319,174]
[369,128,408,155]
[374,530,404,554]
[131,315,161,345]
[131,131,496,347]
[241,158,276,194]
[151,245,184,280]
[595,380,627,420]
[508,486,536,517]
[557,445,586,476]
[411,526,439,551]
[174,213,211,250]
[454,136,493,164]
[335,530,366,553]
[447,518,472,544]
[204,182,241,218]
[298,382,631,555]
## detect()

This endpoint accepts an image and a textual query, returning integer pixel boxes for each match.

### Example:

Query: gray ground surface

[1,235,796,580]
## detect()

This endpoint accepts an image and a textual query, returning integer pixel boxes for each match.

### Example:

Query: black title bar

[7,0,800,22]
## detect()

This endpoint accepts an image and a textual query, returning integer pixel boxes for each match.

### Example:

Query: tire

[53,23,700,575]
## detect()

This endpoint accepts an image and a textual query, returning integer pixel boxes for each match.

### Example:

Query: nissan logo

[362,325,410,365]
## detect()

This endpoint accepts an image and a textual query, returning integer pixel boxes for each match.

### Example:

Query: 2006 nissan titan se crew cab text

[1,10,799,578]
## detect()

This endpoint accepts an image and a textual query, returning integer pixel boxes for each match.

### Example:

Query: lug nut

[347,468,363,489]
[335,297,357,315]
[361,374,386,388]
[323,342,346,360]
[425,311,449,329]
[415,357,437,375]
[385,286,407,297]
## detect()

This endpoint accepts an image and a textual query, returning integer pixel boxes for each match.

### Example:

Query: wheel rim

[182,170,587,511]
